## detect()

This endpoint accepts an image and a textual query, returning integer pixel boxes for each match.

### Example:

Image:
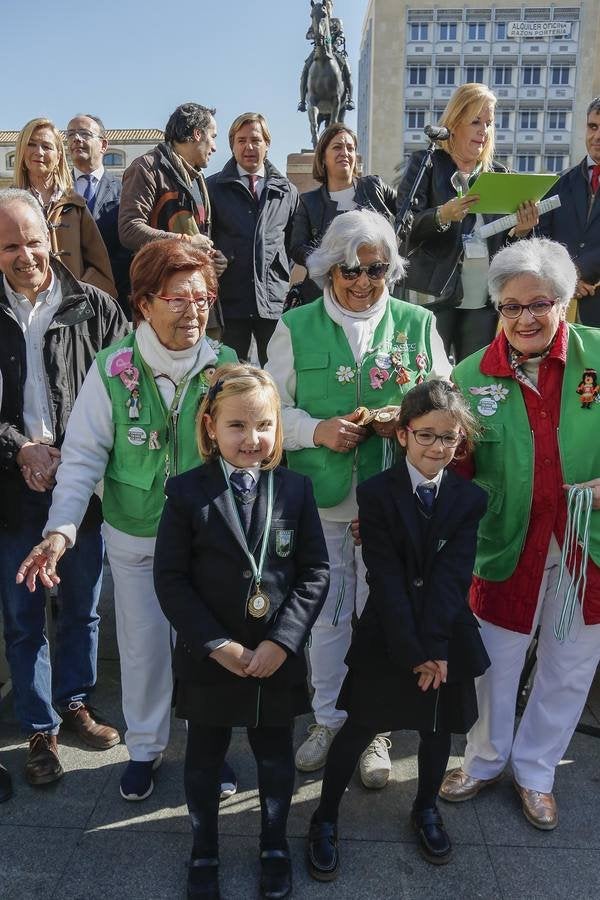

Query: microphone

[424,124,450,142]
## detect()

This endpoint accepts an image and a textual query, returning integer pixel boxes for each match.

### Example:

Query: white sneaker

[360,735,392,789]
[295,723,339,772]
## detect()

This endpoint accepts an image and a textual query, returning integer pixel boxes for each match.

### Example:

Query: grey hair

[0,188,49,234]
[307,209,407,288]
[587,97,600,117]
[487,237,577,310]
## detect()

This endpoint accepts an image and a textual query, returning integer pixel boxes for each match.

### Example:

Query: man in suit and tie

[67,114,132,316]
[540,97,600,327]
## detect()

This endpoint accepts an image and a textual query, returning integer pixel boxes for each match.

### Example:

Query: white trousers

[308,519,370,729]
[103,524,173,761]
[464,545,600,793]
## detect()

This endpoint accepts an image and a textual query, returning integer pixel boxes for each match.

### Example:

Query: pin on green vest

[96,333,236,537]
[284,298,437,507]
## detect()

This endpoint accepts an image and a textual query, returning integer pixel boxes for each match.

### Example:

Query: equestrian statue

[298,0,355,148]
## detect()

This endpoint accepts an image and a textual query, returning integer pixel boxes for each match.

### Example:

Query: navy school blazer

[349,459,490,681]
[153,461,329,689]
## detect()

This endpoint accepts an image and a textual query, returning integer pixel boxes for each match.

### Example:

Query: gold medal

[248,589,271,619]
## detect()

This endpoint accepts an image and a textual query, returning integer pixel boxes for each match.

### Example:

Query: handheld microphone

[424,125,450,142]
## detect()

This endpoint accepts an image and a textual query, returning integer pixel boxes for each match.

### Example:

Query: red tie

[246,174,258,201]
[591,164,600,194]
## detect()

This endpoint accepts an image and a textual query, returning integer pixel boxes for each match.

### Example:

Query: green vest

[284,297,436,507]
[96,333,236,537]
[453,324,600,581]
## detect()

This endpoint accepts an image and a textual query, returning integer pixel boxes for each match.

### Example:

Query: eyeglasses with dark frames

[406,426,463,448]
[497,298,558,319]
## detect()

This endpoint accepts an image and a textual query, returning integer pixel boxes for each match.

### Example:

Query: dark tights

[316,719,452,823]
[185,723,295,858]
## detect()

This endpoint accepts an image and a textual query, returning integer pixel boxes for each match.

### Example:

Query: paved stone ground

[2,566,600,900]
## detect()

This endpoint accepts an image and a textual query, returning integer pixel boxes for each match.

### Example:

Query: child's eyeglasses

[406,426,462,448]
[337,262,389,281]
[152,294,213,313]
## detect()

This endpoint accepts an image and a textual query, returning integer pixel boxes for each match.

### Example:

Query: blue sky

[4,0,368,174]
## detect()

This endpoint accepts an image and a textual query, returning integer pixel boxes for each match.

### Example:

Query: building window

[545,155,564,173]
[465,66,484,83]
[5,152,15,169]
[517,155,536,173]
[523,67,541,86]
[548,111,567,130]
[551,67,570,86]
[104,151,125,167]
[467,22,486,41]
[496,22,507,40]
[494,67,512,86]
[437,67,456,86]
[410,23,428,41]
[439,22,457,41]
[497,109,511,129]
[406,109,426,129]
[408,67,427,86]
[520,111,539,129]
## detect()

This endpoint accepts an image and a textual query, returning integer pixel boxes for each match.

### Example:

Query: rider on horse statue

[298,0,355,112]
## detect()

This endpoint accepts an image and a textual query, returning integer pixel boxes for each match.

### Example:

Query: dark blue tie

[230,470,257,533]
[416,482,436,515]
[81,174,95,211]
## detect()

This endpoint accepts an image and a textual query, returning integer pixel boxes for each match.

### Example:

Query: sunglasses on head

[337,262,389,281]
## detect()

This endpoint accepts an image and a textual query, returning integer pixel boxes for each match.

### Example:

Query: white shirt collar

[223,459,261,482]
[74,164,105,182]
[405,458,443,497]
[236,163,266,180]
[3,270,57,307]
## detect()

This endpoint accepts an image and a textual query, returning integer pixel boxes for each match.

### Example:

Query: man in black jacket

[0,189,128,786]
[540,97,600,327]
[206,113,298,364]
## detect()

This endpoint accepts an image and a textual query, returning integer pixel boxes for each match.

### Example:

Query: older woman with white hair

[441,237,600,831]
[267,209,451,787]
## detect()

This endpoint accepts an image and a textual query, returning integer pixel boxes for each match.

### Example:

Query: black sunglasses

[337,262,389,281]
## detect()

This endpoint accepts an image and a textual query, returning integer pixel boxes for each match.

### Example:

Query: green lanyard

[219,458,274,590]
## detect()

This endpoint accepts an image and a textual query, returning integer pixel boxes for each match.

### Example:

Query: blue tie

[416,482,436,515]
[81,174,95,211]
[230,470,257,533]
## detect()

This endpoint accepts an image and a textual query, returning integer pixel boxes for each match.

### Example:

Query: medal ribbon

[219,458,274,591]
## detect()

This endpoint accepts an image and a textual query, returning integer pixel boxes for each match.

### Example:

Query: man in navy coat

[67,114,132,316]
[540,97,600,327]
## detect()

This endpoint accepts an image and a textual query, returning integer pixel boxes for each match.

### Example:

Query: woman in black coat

[396,83,538,362]
[306,380,489,876]
[290,123,397,303]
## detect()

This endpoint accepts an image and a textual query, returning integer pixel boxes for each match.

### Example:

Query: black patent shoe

[307,815,339,881]
[187,857,220,899]
[0,762,12,802]
[411,806,452,865]
[260,849,292,899]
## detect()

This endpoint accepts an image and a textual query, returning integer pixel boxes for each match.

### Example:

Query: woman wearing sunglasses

[267,209,451,787]
[441,237,600,832]
[17,239,238,803]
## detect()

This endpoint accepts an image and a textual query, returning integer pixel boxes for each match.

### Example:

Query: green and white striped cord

[553,485,594,642]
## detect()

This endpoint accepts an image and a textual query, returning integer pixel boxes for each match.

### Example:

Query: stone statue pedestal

[286,150,318,194]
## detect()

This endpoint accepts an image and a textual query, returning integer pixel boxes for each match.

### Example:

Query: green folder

[465,172,559,214]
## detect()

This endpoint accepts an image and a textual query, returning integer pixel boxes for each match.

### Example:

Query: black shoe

[187,857,220,899]
[307,815,339,881]
[0,763,12,802]
[411,806,452,865]
[220,760,237,800]
[260,849,292,899]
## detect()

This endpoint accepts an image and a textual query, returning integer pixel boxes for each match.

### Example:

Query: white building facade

[358,1,600,184]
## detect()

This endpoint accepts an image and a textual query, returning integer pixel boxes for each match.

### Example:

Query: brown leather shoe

[25,733,63,785]
[60,702,120,750]
[439,767,503,802]
[513,780,558,830]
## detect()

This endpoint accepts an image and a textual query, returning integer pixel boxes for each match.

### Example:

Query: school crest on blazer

[275,529,294,558]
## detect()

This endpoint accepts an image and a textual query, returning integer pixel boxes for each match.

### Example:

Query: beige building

[357,1,600,184]
[0,128,164,187]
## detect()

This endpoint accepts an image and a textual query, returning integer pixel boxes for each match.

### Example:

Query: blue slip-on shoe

[120,754,163,801]
[219,760,237,800]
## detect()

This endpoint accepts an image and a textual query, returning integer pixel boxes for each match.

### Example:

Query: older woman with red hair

[18,238,237,801]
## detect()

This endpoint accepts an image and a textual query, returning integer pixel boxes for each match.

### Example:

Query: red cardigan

[457,324,600,632]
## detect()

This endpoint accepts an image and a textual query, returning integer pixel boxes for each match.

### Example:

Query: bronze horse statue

[305,1,347,147]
